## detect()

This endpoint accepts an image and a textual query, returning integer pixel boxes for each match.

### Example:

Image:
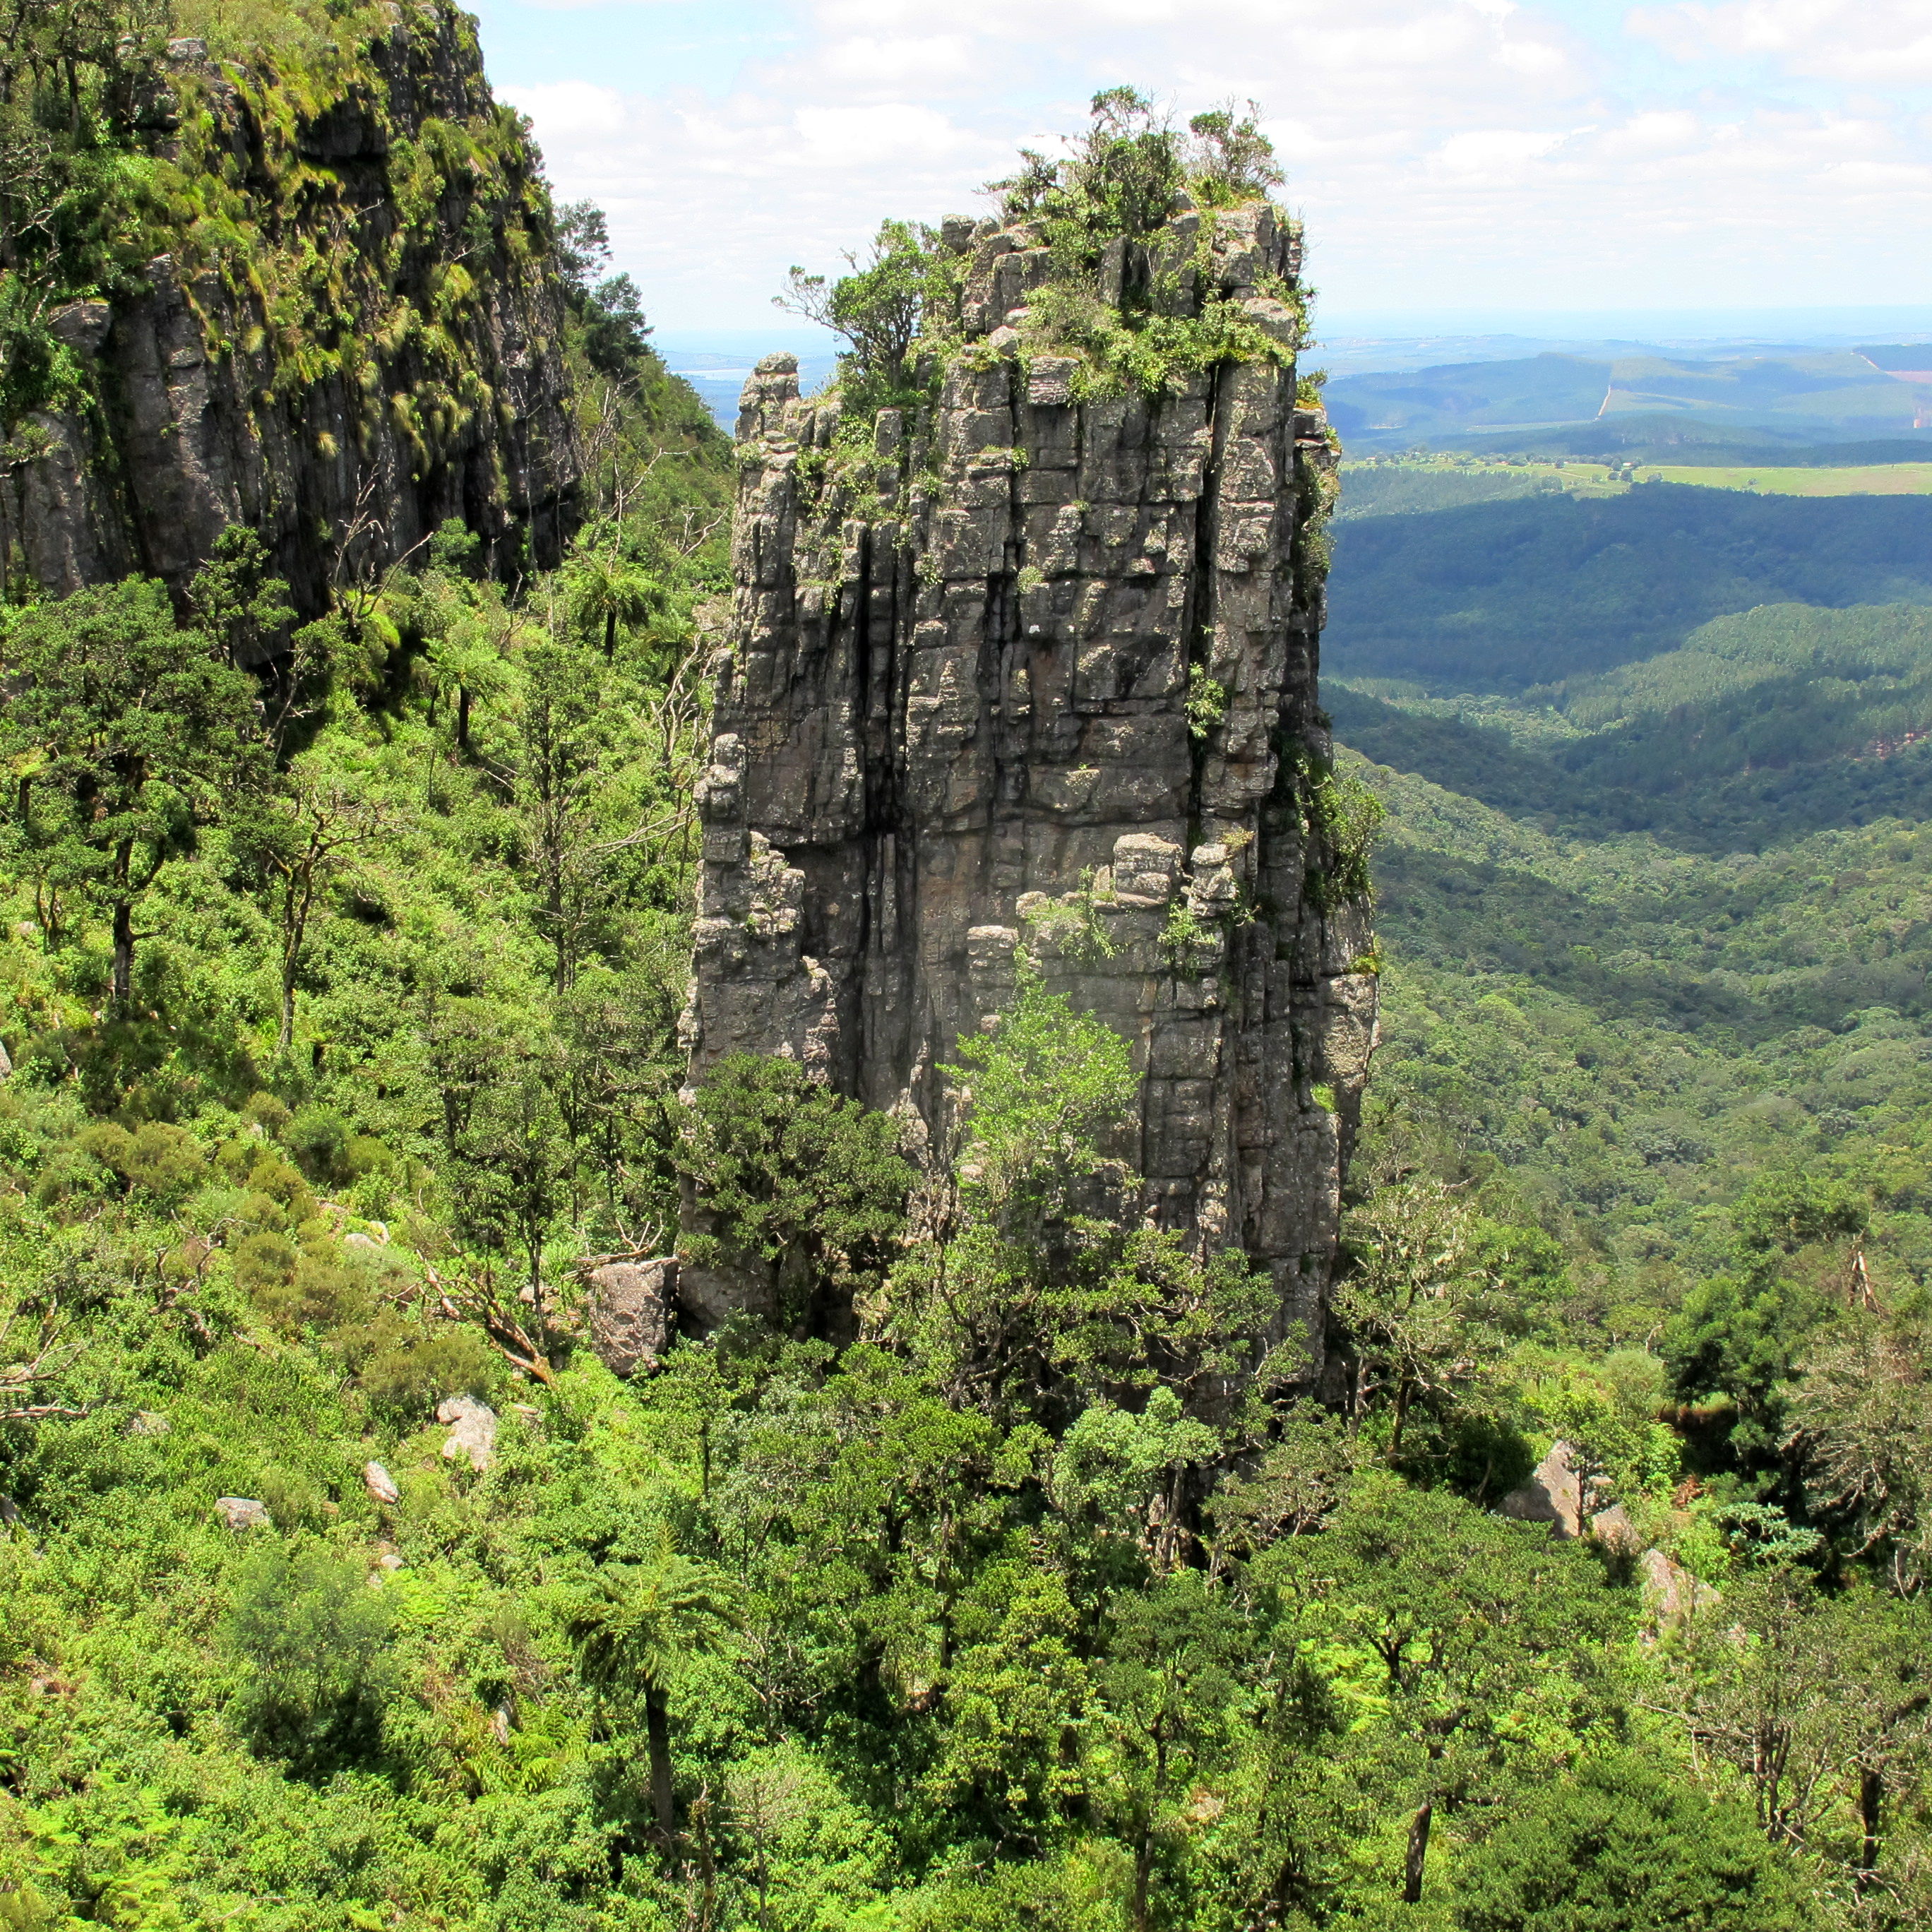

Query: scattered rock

[1590,1503,1643,1556]
[344,1230,383,1251]
[0,1493,19,1528]
[1640,1547,1719,1625]
[437,1396,498,1471]
[0,1037,11,1079]
[1500,1441,1585,1537]
[378,1551,406,1572]
[126,1410,171,1437]
[584,1260,674,1378]
[491,1705,511,1745]
[363,1461,400,1505]
[215,1496,271,1531]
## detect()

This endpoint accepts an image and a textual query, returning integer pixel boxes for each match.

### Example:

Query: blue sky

[469,0,1932,334]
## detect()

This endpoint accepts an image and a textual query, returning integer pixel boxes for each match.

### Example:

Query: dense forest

[3,11,1932,1932]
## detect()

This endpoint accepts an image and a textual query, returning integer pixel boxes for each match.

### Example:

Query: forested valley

[2,3,1931,1928]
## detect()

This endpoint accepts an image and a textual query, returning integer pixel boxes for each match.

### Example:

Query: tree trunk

[1859,1769,1883,1892]
[279,971,297,1052]
[112,895,135,1011]
[1404,1800,1433,1904]
[1132,1832,1153,1932]
[643,1681,676,1842]
[457,684,472,754]
[1390,1378,1412,1455]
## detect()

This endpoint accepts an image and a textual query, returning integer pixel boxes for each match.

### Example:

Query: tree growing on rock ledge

[775,87,1306,414]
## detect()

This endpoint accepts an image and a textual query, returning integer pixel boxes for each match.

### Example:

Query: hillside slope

[1338,484,1932,1317]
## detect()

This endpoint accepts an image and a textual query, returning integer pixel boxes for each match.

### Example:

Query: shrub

[225,1544,395,1777]
[339,1310,501,1419]
[679,1056,914,1331]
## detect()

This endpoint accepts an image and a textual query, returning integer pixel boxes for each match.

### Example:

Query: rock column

[681,201,1376,1376]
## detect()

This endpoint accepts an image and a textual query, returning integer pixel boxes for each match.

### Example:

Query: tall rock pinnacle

[681,196,1377,1377]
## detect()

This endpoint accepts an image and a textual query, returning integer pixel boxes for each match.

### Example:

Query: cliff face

[681,201,1378,1376]
[1,4,577,632]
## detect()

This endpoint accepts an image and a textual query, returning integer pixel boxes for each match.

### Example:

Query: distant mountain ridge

[1325,347,1932,451]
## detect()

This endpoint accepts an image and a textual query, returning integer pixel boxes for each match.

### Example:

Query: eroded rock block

[438,1396,497,1471]
[584,1260,675,1378]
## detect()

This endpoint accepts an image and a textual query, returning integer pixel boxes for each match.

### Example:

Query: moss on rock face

[1,0,579,614]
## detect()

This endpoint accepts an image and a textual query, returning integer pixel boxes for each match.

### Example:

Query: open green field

[1339,455,1932,518]
[1642,462,1932,494]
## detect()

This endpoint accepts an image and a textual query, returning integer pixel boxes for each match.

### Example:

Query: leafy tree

[1662,1271,1834,1477]
[232,751,389,1051]
[1258,1481,1623,1904]
[1784,1304,1932,1592]
[554,197,612,293]
[1449,1754,1811,1932]
[1335,1177,1500,1453]
[515,633,616,990]
[0,578,263,1007]
[679,1054,914,1335]
[1205,1402,1359,1561]
[446,1044,575,1325]
[187,524,294,669]
[776,217,938,393]
[564,1552,739,1844]
[1658,1568,1932,1885]
[1091,1569,1244,1930]
[926,1557,1090,1849]
[581,270,653,378]
[1183,102,1284,205]
[225,1544,395,1778]
[1733,1169,1871,1256]
[564,542,662,662]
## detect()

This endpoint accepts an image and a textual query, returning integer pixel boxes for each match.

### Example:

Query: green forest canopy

[1,42,1931,1932]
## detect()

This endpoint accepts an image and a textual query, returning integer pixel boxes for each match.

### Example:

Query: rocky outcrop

[681,200,1376,1375]
[437,1394,497,1471]
[0,7,578,630]
[1502,1439,1587,1537]
[582,1260,675,1377]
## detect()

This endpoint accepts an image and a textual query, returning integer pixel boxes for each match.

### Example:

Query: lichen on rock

[0,1,578,621]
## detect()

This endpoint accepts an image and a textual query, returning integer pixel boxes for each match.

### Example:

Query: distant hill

[1325,480,1932,1287]
[1861,344,1932,376]
[1325,347,1932,451]
[1325,484,1932,689]
[1331,603,1932,849]
[1431,414,1932,466]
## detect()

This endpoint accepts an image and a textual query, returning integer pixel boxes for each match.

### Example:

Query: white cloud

[499,0,1932,328]
[1628,0,1932,85]
[512,80,628,140]
[1431,127,1571,177]
[792,102,979,165]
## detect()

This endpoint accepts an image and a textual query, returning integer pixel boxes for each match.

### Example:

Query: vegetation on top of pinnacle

[770,88,1311,450]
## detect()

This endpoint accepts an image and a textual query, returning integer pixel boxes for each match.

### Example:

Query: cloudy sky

[470,0,1932,333]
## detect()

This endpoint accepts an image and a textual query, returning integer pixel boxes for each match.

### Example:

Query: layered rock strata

[1,6,578,631]
[682,201,1376,1376]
